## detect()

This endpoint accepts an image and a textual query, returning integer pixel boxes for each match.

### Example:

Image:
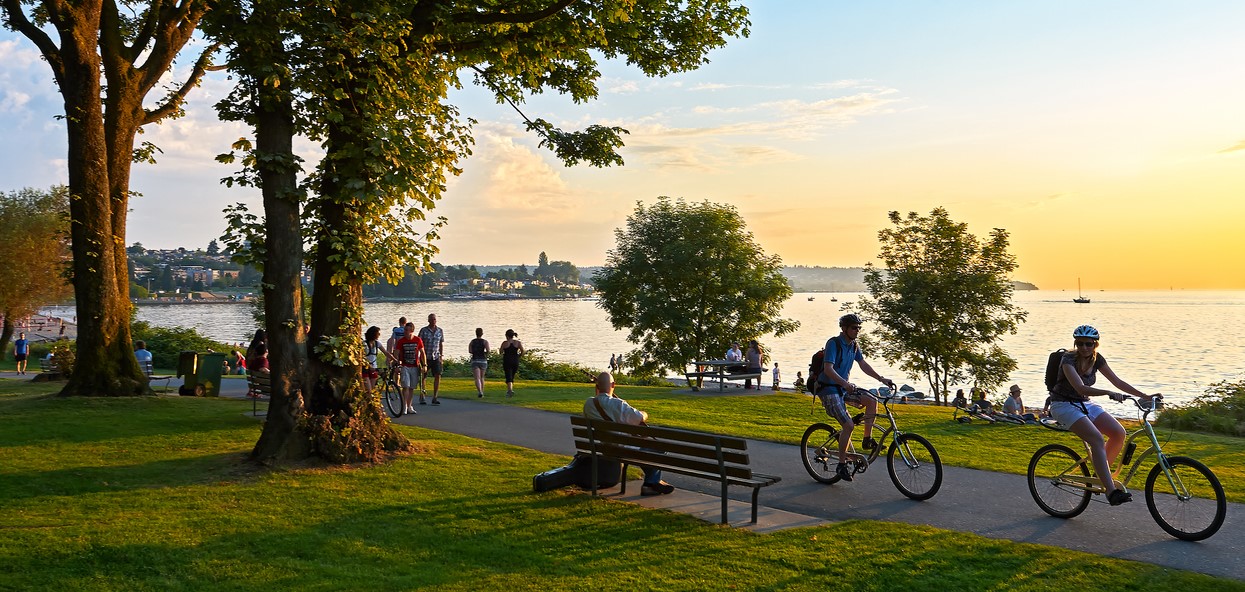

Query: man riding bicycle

[816,313,896,482]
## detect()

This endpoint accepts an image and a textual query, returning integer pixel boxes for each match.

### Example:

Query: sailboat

[1073,278,1091,304]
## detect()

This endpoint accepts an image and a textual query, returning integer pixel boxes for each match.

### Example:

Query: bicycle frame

[1051,397,1182,496]
[842,390,909,468]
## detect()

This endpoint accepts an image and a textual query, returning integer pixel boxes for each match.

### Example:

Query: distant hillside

[474,265,1037,292]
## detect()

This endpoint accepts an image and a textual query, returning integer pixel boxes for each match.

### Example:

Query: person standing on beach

[468,328,490,398]
[419,314,445,405]
[609,353,617,372]
[13,332,29,375]
[499,329,524,398]
[393,322,426,413]
[772,363,781,391]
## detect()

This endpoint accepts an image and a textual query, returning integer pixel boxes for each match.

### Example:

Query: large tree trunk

[0,313,13,355]
[249,34,312,463]
[57,9,145,397]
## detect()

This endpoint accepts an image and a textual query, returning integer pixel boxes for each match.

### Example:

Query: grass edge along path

[1,385,1242,591]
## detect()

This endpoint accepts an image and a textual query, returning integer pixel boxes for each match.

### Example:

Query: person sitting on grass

[582,371,674,497]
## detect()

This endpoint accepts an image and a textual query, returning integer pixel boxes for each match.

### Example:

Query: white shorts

[400,366,422,389]
[1049,399,1108,428]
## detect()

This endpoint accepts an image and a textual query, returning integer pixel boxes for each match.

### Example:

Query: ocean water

[115,291,1244,410]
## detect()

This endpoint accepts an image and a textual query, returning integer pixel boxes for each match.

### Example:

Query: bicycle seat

[1038,417,1068,431]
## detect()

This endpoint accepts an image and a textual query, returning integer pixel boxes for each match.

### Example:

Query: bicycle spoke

[1145,456,1226,541]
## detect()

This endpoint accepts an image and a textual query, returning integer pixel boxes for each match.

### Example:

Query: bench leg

[751,486,761,524]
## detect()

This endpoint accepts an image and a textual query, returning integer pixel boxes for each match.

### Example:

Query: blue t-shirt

[14,339,28,355]
[818,335,862,395]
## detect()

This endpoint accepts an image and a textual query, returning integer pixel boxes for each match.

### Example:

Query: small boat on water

[830,297,838,302]
[1073,278,1090,304]
[807,296,815,301]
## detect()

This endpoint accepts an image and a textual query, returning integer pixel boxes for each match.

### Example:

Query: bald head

[596,372,614,395]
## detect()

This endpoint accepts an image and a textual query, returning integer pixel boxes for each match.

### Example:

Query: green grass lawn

[2,378,1242,590]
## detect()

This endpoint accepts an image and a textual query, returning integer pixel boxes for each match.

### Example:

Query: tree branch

[450,0,577,26]
[143,41,220,125]
[1,0,65,79]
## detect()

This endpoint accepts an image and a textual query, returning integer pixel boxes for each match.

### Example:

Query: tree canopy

[595,198,796,375]
[858,208,1028,403]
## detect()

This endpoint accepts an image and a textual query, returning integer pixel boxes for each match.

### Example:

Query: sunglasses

[1074,340,1098,348]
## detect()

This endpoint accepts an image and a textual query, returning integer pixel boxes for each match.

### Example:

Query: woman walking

[500,329,524,398]
[468,328,490,398]
[362,326,386,394]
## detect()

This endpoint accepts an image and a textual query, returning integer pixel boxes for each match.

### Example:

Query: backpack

[807,349,824,393]
[1044,348,1068,392]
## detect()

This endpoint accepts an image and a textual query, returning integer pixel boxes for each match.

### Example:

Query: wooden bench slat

[573,433,751,465]
[570,416,748,449]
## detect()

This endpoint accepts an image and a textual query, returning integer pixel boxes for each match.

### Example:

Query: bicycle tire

[800,423,842,484]
[1028,444,1092,518]
[383,377,403,418]
[886,433,942,500]
[1145,456,1227,541]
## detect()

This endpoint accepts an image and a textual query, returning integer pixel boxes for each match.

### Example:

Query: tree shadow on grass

[0,452,261,501]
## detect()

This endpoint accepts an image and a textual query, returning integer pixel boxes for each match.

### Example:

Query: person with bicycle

[392,322,427,415]
[1049,325,1154,506]
[817,313,895,482]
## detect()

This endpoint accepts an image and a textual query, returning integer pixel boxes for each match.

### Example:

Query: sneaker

[477,392,483,398]
[431,399,440,406]
[419,397,427,405]
[836,463,854,482]
[861,437,878,452]
[1107,489,1132,506]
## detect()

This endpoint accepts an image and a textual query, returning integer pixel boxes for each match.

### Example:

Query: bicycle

[1027,395,1227,541]
[800,387,944,500]
[376,366,404,418]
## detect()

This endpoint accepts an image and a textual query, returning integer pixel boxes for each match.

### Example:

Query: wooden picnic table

[684,359,761,392]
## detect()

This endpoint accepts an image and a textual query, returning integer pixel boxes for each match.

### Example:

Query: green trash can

[177,351,200,397]
[197,352,226,398]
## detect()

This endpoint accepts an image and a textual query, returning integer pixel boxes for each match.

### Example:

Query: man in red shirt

[392,322,426,414]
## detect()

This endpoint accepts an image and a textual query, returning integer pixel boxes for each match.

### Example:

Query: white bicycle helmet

[1072,325,1099,340]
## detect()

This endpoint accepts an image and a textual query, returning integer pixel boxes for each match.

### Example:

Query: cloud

[1217,140,1245,154]
[0,90,31,113]
[463,125,580,218]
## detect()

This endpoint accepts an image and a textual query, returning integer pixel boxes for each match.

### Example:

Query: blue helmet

[1072,325,1099,340]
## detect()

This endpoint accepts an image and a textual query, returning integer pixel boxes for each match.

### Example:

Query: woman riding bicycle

[1048,325,1154,506]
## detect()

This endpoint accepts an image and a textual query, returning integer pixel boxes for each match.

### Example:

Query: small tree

[0,187,73,352]
[859,208,1027,404]
[595,198,796,376]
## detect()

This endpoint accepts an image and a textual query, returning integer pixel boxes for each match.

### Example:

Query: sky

[2,1,1243,291]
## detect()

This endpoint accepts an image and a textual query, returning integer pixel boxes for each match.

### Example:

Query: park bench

[38,357,57,373]
[138,360,174,393]
[246,372,271,416]
[570,415,781,524]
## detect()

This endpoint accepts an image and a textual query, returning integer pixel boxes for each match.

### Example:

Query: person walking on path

[583,371,674,496]
[13,332,29,375]
[817,313,895,482]
[1048,324,1154,506]
[468,328,490,398]
[419,314,445,405]
[393,322,426,413]
[500,329,524,398]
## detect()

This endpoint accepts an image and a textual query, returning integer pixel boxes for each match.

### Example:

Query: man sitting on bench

[583,371,674,496]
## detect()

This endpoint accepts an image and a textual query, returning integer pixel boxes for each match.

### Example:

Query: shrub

[1156,380,1245,437]
[48,342,76,378]
[439,349,673,387]
[130,320,236,369]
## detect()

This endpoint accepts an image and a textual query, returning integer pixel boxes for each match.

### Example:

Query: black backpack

[807,349,824,393]
[1044,348,1068,392]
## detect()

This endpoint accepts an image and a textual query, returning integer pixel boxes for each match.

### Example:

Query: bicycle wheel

[1145,456,1226,541]
[383,377,403,418]
[800,423,842,484]
[886,433,942,500]
[1027,444,1092,518]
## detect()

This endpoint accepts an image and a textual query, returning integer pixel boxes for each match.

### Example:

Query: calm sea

[96,291,1244,409]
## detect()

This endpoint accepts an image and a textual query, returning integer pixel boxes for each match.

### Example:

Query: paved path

[12,374,1240,579]
[394,397,1244,581]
